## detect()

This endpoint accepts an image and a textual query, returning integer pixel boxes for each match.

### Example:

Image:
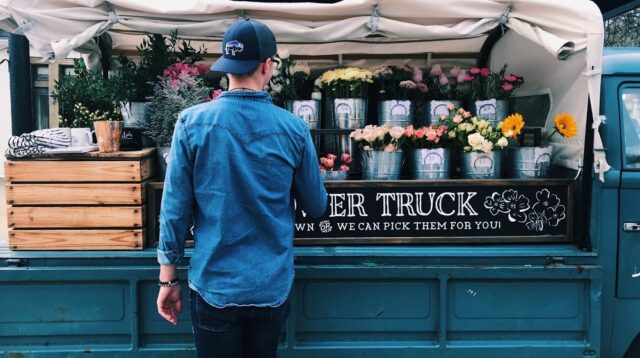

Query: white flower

[448,130,456,138]
[384,143,397,152]
[375,127,387,140]
[314,77,322,88]
[497,137,508,148]
[389,126,404,139]
[311,91,322,100]
[467,132,485,149]
[350,129,364,141]
[272,67,281,77]
[481,140,494,153]
[272,83,283,93]
[278,48,290,59]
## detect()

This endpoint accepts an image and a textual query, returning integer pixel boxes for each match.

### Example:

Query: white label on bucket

[421,149,444,165]
[391,101,410,116]
[294,101,316,117]
[474,155,494,170]
[431,101,451,120]
[475,99,497,121]
[334,99,354,116]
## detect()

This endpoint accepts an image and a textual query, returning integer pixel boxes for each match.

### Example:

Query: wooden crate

[4,148,156,250]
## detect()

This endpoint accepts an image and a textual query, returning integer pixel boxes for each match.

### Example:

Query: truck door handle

[624,223,640,232]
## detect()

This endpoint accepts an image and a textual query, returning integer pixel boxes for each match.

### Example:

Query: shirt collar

[219,90,272,103]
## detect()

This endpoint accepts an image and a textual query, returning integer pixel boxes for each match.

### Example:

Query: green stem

[544,129,558,146]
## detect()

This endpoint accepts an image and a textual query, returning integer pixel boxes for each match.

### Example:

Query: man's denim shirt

[158,90,327,308]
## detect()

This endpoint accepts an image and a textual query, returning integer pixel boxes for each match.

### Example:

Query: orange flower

[500,113,525,138]
[554,113,577,138]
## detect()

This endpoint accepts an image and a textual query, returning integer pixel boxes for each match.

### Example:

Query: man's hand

[157,286,182,325]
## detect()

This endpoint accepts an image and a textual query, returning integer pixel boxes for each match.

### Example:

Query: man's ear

[261,60,270,75]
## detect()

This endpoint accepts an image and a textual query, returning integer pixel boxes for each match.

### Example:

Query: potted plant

[268,49,321,128]
[117,31,207,128]
[370,64,426,128]
[466,64,524,127]
[318,67,373,129]
[510,112,577,178]
[441,104,510,179]
[423,64,470,125]
[350,125,407,180]
[403,123,451,179]
[319,153,353,181]
[144,62,214,176]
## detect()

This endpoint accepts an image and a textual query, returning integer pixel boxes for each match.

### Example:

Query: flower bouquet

[319,153,353,181]
[371,65,427,127]
[404,124,451,179]
[509,112,577,178]
[268,49,322,128]
[423,64,470,125]
[440,104,510,179]
[350,125,406,180]
[465,64,524,126]
[319,67,374,129]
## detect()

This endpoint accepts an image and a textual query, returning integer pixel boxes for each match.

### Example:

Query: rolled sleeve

[293,129,328,218]
[157,117,195,265]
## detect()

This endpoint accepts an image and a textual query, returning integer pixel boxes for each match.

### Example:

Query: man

[156,18,327,358]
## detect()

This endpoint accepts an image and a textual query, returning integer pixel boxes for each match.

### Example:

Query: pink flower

[426,128,438,141]
[438,125,448,135]
[340,165,350,172]
[457,70,467,83]
[212,89,223,100]
[446,102,455,110]
[326,153,337,161]
[504,74,518,82]
[412,68,424,83]
[450,66,461,77]
[417,82,428,93]
[404,125,415,137]
[438,73,449,86]
[463,111,472,119]
[197,63,209,74]
[470,67,481,75]
[319,165,326,173]
[480,68,491,77]
[430,64,443,76]
[174,63,184,72]
[163,69,171,77]
[453,114,463,124]
[325,158,334,169]
[341,153,353,165]
[415,128,426,139]
[464,74,474,82]
[169,79,179,90]
[502,83,514,91]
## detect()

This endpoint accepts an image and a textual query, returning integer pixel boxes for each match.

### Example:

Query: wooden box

[4,148,156,250]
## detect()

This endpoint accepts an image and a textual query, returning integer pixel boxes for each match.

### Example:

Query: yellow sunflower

[500,113,525,138]
[554,113,578,138]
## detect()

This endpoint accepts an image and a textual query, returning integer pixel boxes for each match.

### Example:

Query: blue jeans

[190,289,290,358]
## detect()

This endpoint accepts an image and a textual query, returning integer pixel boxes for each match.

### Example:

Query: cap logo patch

[225,40,244,56]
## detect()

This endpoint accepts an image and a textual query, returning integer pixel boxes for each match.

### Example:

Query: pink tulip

[413,68,424,83]
[212,89,223,100]
[319,165,326,173]
[320,157,328,167]
[480,68,491,77]
[197,63,209,74]
[470,67,481,75]
[426,128,438,141]
[450,66,461,77]
[340,165,350,172]
[341,153,353,165]
[415,128,426,139]
[457,70,467,83]
[417,82,428,93]
[502,83,514,91]
[404,125,415,137]
[325,158,334,169]
[327,153,337,161]
[504,74,518,82]
[464,74,474,82]
[438,73,449,86]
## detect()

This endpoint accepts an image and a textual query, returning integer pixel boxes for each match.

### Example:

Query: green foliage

[144,76,211,147]
[52,59,125,128]
[605,8,640,47]
[118,31,207,101]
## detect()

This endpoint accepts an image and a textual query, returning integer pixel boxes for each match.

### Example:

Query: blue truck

[1,1,639,357]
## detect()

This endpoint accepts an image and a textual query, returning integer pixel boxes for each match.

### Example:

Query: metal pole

[8,33,34,135]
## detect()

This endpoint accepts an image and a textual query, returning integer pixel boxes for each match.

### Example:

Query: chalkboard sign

[294,180,573,244]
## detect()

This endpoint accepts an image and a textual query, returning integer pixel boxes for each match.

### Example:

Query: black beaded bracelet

[158,278,179,287]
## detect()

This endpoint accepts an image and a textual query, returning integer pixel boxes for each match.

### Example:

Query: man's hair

[228,60,264,79]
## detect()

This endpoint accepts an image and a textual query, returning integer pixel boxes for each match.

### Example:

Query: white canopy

[0,0,607,174]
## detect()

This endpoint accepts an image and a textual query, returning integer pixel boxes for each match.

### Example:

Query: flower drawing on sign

[484,189,566,231]
[484,192,508,215]
[501,189,530,222]
[319,220,333,234]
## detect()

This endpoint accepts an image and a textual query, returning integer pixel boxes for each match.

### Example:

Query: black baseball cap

[210,19,277,75]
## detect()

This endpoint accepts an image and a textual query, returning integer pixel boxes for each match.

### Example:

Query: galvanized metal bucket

[411,148,451,179]
[427,100,462,125]
[120,101,149,128]
[510,146,553,178]
[473,99,508,127]
[378,100,413,127]
[156,146,171,179]
[334,98,367,129]
[321,170,349,181]
[460,151,502,179]
[286,100,321,129]
[361,150,404,180]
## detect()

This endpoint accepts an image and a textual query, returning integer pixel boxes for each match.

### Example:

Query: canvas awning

[0,0,607,175]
